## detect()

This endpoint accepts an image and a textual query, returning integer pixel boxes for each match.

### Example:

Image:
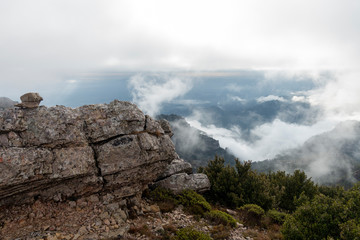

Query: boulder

[15,92,43,109]
[158,158,193,179]
[155,173,210,194]
[0,100,177,206]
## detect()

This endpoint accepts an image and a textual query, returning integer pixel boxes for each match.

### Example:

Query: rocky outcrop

[0,100,178,206]
[158,158,192,179]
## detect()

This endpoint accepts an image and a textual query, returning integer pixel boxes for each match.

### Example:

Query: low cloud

[257,95,286,103]
[309,71,360,120]
[128,73,192,116]
[186,117,336,162]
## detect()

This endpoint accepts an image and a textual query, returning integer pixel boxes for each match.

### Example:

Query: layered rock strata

[0,100,177,206]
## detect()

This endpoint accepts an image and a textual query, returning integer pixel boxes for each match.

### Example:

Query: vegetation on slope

[198,156,360,239]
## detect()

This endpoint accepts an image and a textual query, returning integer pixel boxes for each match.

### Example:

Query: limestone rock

[158,158,193,179]
[158,119,174,137]
[15,92,43,109]
[0,100,177,206]
[155,173,210,194]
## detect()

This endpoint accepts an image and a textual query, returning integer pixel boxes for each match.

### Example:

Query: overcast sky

[1,0,360,105]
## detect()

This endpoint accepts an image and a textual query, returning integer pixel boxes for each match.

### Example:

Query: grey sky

[1,0,360,107]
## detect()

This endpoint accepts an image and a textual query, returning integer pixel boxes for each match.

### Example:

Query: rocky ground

[0,192,267,240]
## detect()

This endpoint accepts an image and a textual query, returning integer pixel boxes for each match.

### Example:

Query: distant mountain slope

[0,97,17,110]
[158,114,236,170]
[252,120,360,187]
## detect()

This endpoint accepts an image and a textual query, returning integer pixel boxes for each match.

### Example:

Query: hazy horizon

[1,0,360,165]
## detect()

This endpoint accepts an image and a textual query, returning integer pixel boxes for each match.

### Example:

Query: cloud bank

[128,73,192,116]
[1,0,360,102]
[187,118,336,162]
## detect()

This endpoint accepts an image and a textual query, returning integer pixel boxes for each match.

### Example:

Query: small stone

[78,226,88,235]
[110,218,116,225]
[46,235,57,240]
[68,201,76,208]
[102,193,114,204]
[103,219,110,225]
[226,208,237,216]
[82,233,99,239]
[36,212,44,218]
[49,225,56,231]
[99,211,110,220]
[95,219,102,227]
[88,195,100,203]
[236,222,244,228]
[106,203,119,212]
[150,204,160,213]
[116,209,127,220]
[119,199,127,207]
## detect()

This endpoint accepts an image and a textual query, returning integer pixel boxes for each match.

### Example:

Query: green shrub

[239,204,265,216]
[174,227,212,240]
[268,170,318,212]
[205,210,237,228]
[149,187,176,202]
[238,204,265,227]
[267,209,289,225]
[210,224,232,240]
[340,219,360,240]
[177,189,212,215]
[281,194,343,240]
[281,215,304,240]
[199,156,274,210]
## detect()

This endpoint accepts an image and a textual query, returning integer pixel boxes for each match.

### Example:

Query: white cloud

[308,71,360,120]
[231,96,246,102]
[128,73,192,116]
[291,96,307,102]
[187,118,336,161]
[257,95,286,103]
[0,0,360,101]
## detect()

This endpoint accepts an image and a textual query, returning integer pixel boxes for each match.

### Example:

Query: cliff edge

[0,99,209,207]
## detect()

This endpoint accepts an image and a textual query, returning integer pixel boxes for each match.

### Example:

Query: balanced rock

[15,92,43,108]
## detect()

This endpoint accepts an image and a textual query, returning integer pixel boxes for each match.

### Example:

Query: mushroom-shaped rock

[15,92,43,108]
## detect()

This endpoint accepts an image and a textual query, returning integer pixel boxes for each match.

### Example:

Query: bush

[174,227,212,240]
[148,187,178,212]
[148,188,211,215]
[267,209,289,225]
[340,220,360,240]
[149,187,177,202]
[281,194,344,239]
[210,224,232,240]
[239,204,265,216]
[177,189,212,215]
[199,156,274,210]
[205,210,237,228]
[268,170,318,212]
[238,204,265,226]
